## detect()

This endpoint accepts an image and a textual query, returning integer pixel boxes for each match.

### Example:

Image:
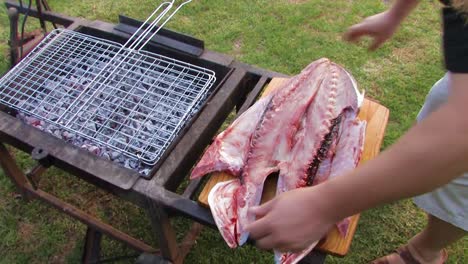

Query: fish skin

[235,58,330,246]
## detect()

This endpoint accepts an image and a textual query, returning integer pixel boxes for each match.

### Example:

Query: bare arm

[246,0,468,252]
[246,73,468,252]
[343,0,420,50]
[319,72,468,221]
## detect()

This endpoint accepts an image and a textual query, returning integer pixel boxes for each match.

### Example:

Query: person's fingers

[248,199,274,219]
[245,200,275,237]
[368,36,385,51]
[343,23,371,43]
[277,245,303,254]
[245,215,272,240]
[254,234,277,250]
[254,230,307,252]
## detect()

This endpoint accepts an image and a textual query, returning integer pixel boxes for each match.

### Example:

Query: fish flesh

[190,92,276,179]
[273,63,365,263]
[274,109,366,264]
[190,58,366,263]
[313,109,366,237]
[275,62,360,194]
[235,58,330,245]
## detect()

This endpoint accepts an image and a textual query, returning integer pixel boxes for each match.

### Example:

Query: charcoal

[53,130,62,139]
[101,152,111,160]
[124,158,139,169]
[110,151,121,160]
[62,131,75,140]
[86,122,97,132]
[139,168,151,176]
[11,42,213,177]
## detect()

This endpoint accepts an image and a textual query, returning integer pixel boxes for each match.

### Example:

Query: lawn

[0,0,466,263]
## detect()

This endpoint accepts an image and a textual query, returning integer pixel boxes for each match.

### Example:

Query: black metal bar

[147,204,180,263]
[298,251,327,264]
[7,7,19,66]
[25,164,47,189]
[21,184,158,254]
[119,15,204,49]
[0,142,32,199]
[82,227,102,264]
[231,60,288,80]
[237,75,270,115]
[35,0,47,34]
[40,0,57,29]
[116,15,204,57]
[130,182,215,227]
[0,112,140,191]
[154,68,247,190]
[182,178,203,199]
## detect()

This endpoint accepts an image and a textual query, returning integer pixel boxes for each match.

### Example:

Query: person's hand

[343,10,401,51]
[245,186,339,253]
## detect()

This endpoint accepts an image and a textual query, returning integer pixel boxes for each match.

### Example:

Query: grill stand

[1,1,326,263]
[0,142,204,264]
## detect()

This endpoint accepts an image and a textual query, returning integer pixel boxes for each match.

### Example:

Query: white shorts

[413,73,468,231]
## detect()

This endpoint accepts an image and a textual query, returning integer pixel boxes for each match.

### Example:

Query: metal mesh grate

[0,29,216,166]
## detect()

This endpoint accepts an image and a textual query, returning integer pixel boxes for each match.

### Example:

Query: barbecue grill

[0,1,389,263]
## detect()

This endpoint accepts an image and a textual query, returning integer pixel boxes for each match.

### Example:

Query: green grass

[0,0,466,263]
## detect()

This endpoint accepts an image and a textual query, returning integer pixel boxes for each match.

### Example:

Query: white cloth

[413,73,468,231]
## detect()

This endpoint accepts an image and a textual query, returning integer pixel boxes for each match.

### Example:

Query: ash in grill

[0,29,216,176]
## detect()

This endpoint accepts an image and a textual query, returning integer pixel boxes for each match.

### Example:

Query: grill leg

[7,7,19,66]
[147,204,180,264]
[0,143,32,200]
[82,227,102,264]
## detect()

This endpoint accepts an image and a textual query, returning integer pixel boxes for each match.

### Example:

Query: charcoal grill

[0,1,328,263]
[1,1,218,176]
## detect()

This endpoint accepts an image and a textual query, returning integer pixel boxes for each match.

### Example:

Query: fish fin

[208,179,241,248]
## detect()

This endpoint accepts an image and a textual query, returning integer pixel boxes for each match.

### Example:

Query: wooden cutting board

[197,78,389,257]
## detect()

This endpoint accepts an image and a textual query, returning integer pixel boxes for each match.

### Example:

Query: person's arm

[343,0,420,50]
[321,72,468,220]
[246,0,468,253]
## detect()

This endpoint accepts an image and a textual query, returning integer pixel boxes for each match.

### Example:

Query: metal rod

[25,164,47,189]
[23,184,159,254]
[5,0,75,27]
[147,202,180,262]
[35,0,47,35]
[124,1,174,51]
[136,0,194,51]
[61,0,196,127]
[82,227,102,264]
[7,7,19,66]
[0,143,31,198]
[0,28,216,167]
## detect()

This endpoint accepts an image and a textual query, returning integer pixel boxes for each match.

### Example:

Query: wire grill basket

[0,1,216,167]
